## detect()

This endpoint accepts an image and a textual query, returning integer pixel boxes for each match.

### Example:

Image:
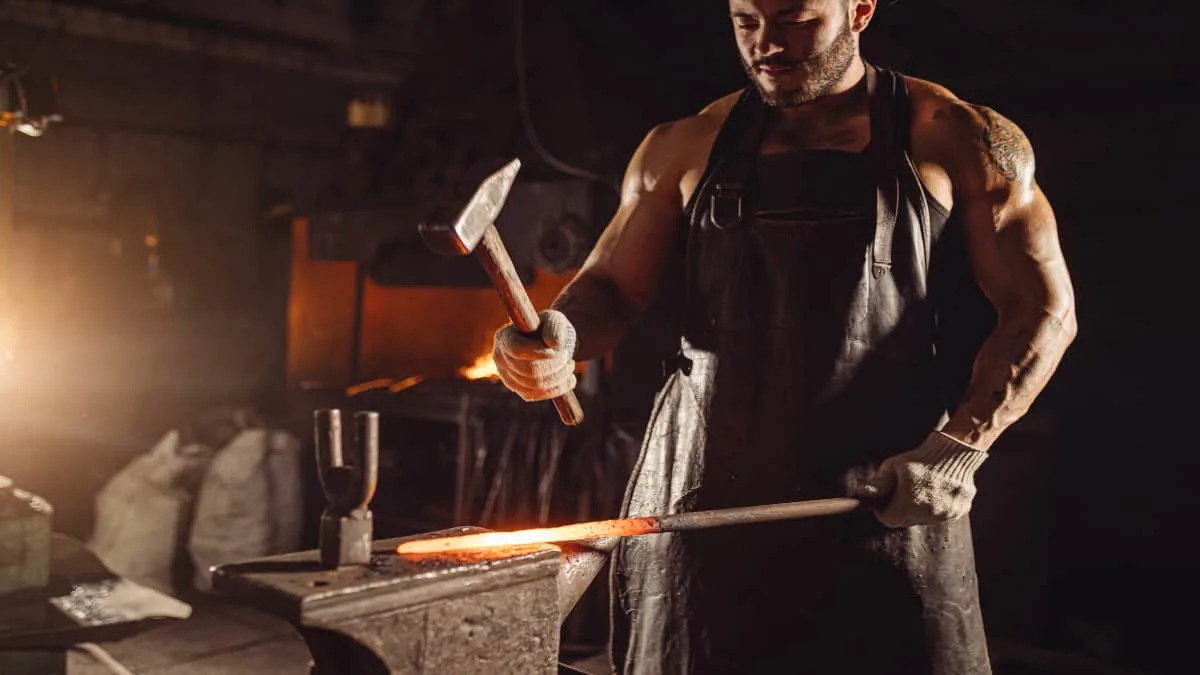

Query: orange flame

[457,350,499,381]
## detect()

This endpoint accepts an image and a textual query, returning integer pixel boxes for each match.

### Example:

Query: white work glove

[863,431,989,529]
[492,309,577,402]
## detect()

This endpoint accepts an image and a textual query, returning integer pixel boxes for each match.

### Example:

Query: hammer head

[418,158,522,256]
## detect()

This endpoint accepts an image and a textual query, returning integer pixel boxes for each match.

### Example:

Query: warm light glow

[457,350,499,381]
[0,294,15,369]
[396,516,660,555]
[0,322,12,365]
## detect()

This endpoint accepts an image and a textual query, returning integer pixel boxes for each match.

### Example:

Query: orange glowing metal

[395,498,867,555]
[396,517,658,555]
[388,375,424,393]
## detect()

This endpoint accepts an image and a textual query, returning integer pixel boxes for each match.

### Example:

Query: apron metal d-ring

[708,183,745,230]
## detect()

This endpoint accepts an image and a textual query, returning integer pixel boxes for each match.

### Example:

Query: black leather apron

[609,66,994,675]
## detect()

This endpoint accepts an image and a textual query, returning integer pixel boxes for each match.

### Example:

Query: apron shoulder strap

[866,64,914,158]
[684,85,766,229]
[867,64,935,280]
[866,63,907,278]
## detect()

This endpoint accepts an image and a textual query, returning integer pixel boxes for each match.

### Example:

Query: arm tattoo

[973,105,1035,184]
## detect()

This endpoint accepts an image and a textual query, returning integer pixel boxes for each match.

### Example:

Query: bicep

[950,107,1075,321]
[962,188,1073,319]
[574,125,685,311]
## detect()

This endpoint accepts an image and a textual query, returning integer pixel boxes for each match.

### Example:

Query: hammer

[418,158,584,427]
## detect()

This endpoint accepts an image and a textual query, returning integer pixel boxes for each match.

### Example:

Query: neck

[771,56,869,127]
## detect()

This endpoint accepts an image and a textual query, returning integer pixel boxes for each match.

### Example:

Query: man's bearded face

[732,0,859,107]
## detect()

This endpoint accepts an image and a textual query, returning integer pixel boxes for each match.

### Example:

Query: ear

[849,0,878,33]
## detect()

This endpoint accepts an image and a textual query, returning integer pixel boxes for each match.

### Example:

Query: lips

[757,64,797,75]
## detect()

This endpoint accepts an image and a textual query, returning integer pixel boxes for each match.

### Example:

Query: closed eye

[732,15,818,31]
[732,12,759,31]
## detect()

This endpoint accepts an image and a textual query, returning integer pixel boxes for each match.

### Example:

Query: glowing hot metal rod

[396,497,867,555]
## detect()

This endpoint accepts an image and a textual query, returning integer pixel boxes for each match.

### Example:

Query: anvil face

[212,529,561,675]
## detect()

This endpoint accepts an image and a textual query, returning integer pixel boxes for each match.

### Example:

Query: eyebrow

[731,2,812,21]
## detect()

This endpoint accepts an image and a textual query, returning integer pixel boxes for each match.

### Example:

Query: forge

[212,407,612,675]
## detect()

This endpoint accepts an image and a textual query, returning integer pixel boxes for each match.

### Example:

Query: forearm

[550,272,641,362]
[942,307,1077,451]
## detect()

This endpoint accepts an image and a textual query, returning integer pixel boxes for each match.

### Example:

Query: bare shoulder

[904,75,1037,192]
[697,90,744,121]
[645,90,740,155]
[630,90,742,200]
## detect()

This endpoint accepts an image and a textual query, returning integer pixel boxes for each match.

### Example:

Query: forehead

[728,0,831,16]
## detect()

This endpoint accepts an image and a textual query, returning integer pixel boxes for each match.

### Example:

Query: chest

[680,118,954,212]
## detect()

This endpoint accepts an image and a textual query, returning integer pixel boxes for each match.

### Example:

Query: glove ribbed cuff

[919,432,989,482]
[539,309,578,360]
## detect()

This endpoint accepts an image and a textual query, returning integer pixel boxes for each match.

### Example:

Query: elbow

[1061,302,1079,345]
[1050,281,1079,341]
[1042,293,1079,350]
[999,291,1078,348]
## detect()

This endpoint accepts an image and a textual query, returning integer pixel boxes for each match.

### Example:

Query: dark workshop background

[0,1,1195,673]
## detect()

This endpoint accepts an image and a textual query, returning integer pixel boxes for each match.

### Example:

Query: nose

[752,22,787,60]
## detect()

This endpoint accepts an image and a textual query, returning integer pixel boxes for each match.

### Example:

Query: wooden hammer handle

[476,225,584,427]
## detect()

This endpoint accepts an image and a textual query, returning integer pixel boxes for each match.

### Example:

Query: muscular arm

[551,123,688,361]
[933,103,1078,451]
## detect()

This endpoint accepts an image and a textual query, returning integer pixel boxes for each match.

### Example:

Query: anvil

[212,408,611,675]
[212,529,612,675]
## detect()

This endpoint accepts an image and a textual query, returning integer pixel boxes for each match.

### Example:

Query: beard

[743,19,858,108]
